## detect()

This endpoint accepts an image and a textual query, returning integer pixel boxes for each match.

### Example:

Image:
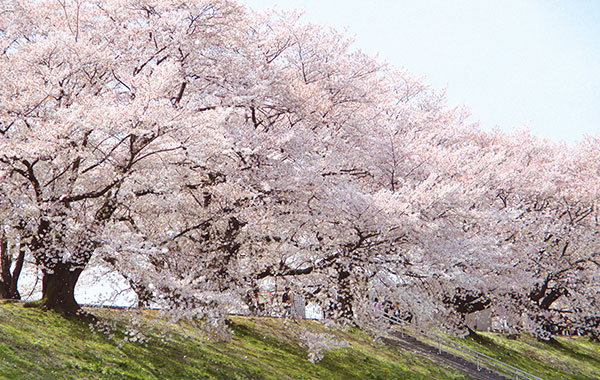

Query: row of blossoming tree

[1,0,598,340]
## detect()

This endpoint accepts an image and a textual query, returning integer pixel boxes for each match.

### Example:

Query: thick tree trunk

[335,265,355,324]
[40,264,83,314]
[336,286,354,322]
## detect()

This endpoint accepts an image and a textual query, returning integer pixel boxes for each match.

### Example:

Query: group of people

[373,297,413,324]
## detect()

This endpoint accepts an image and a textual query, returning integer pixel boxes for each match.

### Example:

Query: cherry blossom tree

[1,0,598,342]
[478,133,600,338]
[0,0,246,313]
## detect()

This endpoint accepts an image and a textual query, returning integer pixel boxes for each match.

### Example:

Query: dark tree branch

[172,81,187,105]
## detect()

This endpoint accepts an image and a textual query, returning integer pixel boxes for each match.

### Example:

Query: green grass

[434,329,600,380]
[0,301,469,380]
[4,301,597,380]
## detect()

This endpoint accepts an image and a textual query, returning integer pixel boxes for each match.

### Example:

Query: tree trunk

[40,264,83,314]
[0,236,24,300]
[335,265,355,324]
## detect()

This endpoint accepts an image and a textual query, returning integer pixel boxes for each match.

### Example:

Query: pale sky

[239,0,600,143]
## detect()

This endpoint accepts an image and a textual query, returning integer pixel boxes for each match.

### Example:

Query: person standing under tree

[282,287,291,317]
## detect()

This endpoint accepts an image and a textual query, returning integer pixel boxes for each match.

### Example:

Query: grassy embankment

[1,300,599,379]
[0,300,468,380]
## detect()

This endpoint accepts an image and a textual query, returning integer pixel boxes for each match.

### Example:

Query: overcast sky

[239,0,600,143]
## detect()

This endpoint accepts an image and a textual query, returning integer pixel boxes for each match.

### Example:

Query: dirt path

[383,331,513,380]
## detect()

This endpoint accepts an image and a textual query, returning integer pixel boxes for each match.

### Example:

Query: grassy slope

[0,301,469,380]
[3,301,599,380]
[437,330,600,380]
